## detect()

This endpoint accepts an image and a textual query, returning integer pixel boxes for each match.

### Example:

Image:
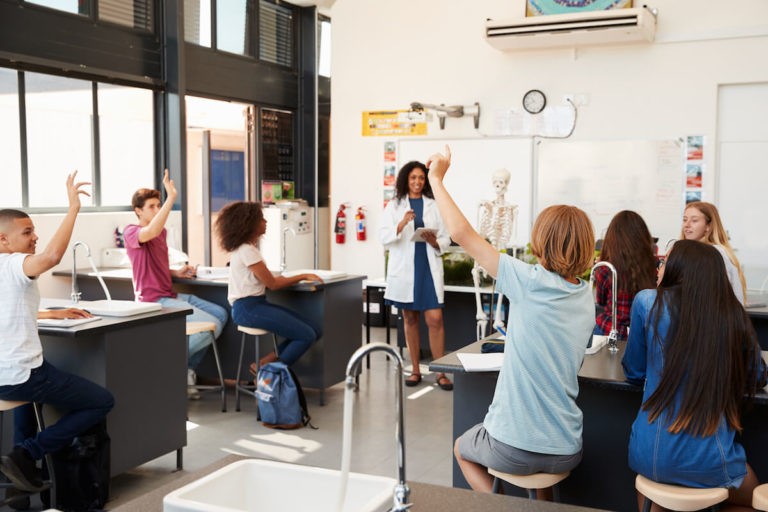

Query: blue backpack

[256,362,313,429]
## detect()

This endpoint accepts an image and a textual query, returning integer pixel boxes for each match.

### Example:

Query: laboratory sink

[163,459,396,512]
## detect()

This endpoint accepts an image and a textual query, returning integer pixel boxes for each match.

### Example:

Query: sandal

[405,373,422,387]
[436,373,453,391]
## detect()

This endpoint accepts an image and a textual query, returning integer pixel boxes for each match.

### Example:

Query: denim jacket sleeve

[622,292,650,386]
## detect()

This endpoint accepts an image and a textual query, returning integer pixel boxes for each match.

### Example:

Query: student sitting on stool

[0,173,114,492]
[125,170,228,397]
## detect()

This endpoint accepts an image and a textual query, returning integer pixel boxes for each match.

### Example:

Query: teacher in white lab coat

[379,161,453,390]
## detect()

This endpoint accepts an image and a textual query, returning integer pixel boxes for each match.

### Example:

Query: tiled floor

[96,326,454,509]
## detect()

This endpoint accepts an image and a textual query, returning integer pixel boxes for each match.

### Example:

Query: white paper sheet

[456,352,504,372]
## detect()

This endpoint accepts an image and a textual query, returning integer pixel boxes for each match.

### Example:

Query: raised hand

[162,168,178,200]
[426,145,452,182]
[66,170,91,210]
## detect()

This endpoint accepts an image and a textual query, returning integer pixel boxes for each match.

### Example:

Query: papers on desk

[38,316,102,328]
[410,228,436,242]
[282,269,348,283]
[457,352,504,372]
[585,335,608,355]
[196,266,229,279]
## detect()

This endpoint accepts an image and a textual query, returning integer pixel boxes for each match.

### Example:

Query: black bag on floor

[42,421,110,512]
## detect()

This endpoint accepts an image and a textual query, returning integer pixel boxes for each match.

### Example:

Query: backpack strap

[287,366,317,430]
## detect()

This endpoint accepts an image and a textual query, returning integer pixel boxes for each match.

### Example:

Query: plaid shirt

[593,265,633,339]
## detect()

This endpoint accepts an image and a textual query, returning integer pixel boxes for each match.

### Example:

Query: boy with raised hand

[124,170,227,397]
[0,172,115,492]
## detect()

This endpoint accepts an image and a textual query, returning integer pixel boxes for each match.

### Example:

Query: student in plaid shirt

[594,211,657,338]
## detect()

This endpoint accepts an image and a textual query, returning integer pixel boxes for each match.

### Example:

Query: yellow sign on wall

[362,110,428,137]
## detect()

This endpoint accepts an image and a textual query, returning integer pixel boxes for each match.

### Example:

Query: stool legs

[235,331,278,412]
[209,338,226,412]
[235,332,248,412]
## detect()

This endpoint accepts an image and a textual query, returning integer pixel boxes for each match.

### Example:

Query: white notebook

[457,352,504,372]
[38,316,102,328]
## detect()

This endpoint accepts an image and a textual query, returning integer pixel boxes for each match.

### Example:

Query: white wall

[329,0,768,280]
[33,211,182,299]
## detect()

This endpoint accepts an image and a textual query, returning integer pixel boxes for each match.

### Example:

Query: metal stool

[489,468,570,501]
[235,326,278,412]
[635,474,729,511]
[0,400,56,509]
[754,483,768,511]
[187,321,226,412]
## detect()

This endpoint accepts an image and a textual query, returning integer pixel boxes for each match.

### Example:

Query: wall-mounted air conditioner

[485,6,657,51]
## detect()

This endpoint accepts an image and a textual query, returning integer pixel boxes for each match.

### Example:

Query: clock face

[523,89,546,114]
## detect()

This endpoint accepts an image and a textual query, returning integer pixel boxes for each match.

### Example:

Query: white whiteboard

[536,139,684,246]
[398,138,533,247]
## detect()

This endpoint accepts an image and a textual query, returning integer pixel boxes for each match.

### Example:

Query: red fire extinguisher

[335,204,347,244]
[355,207,367,241]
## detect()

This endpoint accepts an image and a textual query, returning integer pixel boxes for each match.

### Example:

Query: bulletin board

[536,139,684,245]
[398,138,534,248]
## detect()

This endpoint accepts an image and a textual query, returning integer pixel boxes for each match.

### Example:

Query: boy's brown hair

[131,188,161,212]
[530,205,595,279]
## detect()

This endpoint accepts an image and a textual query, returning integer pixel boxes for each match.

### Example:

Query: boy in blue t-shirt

[427,146,595,495]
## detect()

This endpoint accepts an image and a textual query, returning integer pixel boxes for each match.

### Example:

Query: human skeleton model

[472,168,518,340]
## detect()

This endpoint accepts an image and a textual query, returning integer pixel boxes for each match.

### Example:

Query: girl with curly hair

[215,201,322,372]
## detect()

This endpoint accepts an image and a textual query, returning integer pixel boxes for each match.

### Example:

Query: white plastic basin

[163,459,396,512]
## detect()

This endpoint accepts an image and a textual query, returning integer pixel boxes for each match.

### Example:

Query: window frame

[2,67,159,214]
[22,0,157,34]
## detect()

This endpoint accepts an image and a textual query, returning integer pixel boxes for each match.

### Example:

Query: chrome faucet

[71,241,91,303]
[590,261,619,353]
[345,343,411,512]
[280,227,296,272]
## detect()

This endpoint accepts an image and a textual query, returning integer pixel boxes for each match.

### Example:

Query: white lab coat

[379,196,451,304]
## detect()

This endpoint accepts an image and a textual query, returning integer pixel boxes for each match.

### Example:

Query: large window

[25,73,94,208]
[216,0,250,56]
[0,69,22,208]
[259,0,293,67]
[184,0,212,47]
[1,68,155,210]
[26,0,89,16]
[26,0,153,31]
[98,84,154,206]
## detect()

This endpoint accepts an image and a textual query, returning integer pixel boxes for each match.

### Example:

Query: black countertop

[431,340,768,405]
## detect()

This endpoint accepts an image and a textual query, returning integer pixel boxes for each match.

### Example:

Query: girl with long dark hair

[623,240,767,509]
[594,210,657,338]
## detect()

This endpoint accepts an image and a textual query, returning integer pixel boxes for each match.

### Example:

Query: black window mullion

[210,0,217,50]
[91,0,99,21]
[248,0,257,57]
[91,82,101,206]
[18,71,29,208]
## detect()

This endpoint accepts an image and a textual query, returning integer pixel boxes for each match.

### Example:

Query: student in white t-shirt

[0,173,114,493]
[215,201,322,375]
[427,146,596,497]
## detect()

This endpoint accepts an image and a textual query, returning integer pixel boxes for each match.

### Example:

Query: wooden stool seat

[635,475,728,512]
[186,321,217,336]
[754,483,768,511]
[489,468,570,490]
[236,325,271,336]
[0,400,29,412]
[186,321,226,412]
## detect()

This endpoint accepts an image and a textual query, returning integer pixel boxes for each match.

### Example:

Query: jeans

[0,360,114,460]
[158,293,228,369]
[231,295,318,366]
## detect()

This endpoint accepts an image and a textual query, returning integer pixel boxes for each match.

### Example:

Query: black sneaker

[4,486,31,510]
[0,447,44,493]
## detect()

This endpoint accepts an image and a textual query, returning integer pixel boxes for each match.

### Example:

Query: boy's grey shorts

[457,423,582,475]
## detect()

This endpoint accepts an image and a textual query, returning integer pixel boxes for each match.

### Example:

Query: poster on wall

[684,135,704,204]
[362,110,428,137]
[383,141,397,208]
[526,0,632,17]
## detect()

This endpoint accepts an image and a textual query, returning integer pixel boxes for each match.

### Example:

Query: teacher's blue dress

[385,197,443,311]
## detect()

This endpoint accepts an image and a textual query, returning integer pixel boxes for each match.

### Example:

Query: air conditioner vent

[485,6,656,50]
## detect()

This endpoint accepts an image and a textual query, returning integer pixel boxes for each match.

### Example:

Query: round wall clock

[522,89,547,114]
